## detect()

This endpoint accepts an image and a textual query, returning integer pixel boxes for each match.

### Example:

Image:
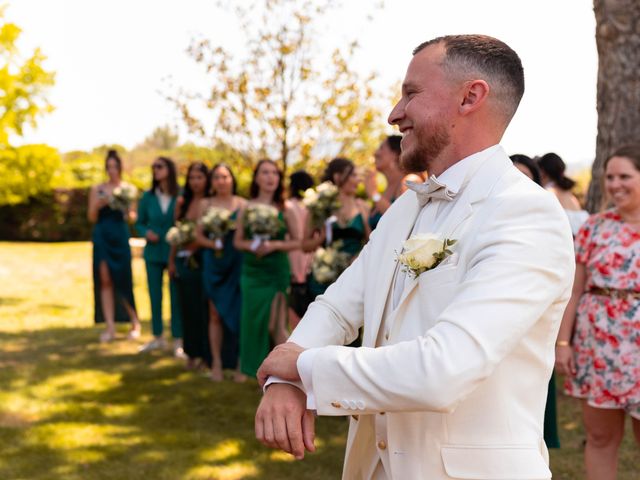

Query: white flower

[397,233,456,278]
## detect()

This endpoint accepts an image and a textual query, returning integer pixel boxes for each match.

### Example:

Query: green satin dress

[239,210,290,377]
[92,205,136,323]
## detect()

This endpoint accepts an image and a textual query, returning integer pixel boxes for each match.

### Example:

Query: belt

[589,287,640,300]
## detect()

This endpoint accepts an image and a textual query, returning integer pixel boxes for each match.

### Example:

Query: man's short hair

[414,35,525,125]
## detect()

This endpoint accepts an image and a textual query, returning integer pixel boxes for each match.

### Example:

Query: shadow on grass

[0,326,347,480]
[0,296,24,306]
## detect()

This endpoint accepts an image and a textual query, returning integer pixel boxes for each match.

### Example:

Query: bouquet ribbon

[325,216,338,246]
[250,234,270,252]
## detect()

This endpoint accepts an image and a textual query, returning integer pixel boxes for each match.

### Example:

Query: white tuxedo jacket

[289,148,575,479]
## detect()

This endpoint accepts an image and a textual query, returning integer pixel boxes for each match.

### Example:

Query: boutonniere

[396,233,457,279]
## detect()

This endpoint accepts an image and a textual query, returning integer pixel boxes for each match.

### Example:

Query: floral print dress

[564,210,640,418]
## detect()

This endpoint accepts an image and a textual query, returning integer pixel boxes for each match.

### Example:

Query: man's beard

[400,121,451,174]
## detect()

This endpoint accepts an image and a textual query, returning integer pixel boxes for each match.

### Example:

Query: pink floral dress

[564,210,640,418]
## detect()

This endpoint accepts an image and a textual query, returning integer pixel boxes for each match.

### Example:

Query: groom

[255,34,575,479]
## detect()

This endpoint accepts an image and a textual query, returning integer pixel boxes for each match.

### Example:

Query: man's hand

[257,342,305,387]
[255,383,316,460]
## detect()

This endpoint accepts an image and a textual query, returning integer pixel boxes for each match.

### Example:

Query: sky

[8,0,598,168]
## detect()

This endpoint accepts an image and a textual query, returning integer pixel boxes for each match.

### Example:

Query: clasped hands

[255,342,316,460]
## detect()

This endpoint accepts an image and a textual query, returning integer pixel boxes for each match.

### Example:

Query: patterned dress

[564,210,640,418]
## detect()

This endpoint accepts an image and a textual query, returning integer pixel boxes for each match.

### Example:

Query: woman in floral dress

[556,145,640,480]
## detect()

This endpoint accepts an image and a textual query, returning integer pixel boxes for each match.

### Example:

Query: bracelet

[555,340,570,347]
[372,193,382,203]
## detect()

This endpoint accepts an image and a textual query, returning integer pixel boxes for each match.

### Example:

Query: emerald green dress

[239,210,290,377]
[202,210,242,369]
[308,213,367,298]
[92,205,136,323]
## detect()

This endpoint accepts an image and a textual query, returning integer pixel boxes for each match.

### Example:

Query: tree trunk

[588,0,640,212]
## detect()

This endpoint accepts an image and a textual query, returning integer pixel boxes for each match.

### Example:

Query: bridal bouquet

[303,181,341,229]
[109,183,138,212]
[166,220,197,248]
[200,207,235,250]
[245,204,282,239]
[311,241,351,284]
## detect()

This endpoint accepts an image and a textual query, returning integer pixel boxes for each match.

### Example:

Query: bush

[0,188,92,241]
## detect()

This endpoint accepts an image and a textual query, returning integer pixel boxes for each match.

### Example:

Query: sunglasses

[152,163,166,170]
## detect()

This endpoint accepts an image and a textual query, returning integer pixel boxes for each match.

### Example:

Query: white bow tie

[406,175,456,207]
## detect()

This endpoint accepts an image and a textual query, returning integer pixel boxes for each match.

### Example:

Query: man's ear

[459,80,490,116]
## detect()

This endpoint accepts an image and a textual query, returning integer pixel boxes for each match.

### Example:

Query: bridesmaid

[88,150,141,342]
[234,159,301,378]
[196,163,247,382]
[135,157,183,355]
[305,157,371,299]
[169,162,211,369]
[365,135,424,230]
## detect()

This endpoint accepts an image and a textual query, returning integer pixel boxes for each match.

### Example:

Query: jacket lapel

[392,147,513,312]
[363,193,421,347]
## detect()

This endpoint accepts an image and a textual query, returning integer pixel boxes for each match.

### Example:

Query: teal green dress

[92,205,136,323]
[308,213,367,298]
[202,210,242,369]
[239,210,290,377]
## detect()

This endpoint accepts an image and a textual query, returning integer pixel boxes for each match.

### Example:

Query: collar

[435,144,502,194]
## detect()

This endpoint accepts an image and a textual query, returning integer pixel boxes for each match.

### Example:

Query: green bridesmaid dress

[92,205,137,323]
[202,210,242,369]
[239,210,290,377]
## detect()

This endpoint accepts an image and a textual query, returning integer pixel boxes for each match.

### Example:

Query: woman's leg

[122,300,141,336]
[268,291,289,346]
[99,261,116,340]
[169,274,184,355]
[582,402,626,480]
[208,300,224,381]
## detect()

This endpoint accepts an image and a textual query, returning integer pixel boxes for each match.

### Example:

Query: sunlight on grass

[32,370,121,397]
[199,439,243,462]
[27,422,143,450]
[186,462,259,480]
[269,450,296,462]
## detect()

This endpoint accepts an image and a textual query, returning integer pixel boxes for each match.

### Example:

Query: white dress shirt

[270,145,502,410]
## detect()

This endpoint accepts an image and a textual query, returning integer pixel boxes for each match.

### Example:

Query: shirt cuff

[297,348,320,410]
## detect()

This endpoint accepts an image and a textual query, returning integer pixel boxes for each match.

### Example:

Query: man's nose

[388,100,404,125]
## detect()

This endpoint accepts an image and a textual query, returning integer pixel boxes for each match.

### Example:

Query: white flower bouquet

[109,183,138,212]
[303,181,341,229]
[245,204,281,239]
[396,233,456,279]
[166,220,197,248]
[311,241,351,284]
[200,207,235,249]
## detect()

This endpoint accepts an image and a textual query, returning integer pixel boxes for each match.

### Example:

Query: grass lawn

[0,241,637,479]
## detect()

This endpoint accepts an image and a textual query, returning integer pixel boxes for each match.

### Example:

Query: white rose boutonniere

[396,233,457,279]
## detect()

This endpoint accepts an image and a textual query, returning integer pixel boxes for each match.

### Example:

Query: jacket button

[385,332,389,340]
[377,440,387,450]
[331,401,341,408]
[379,411,385,415]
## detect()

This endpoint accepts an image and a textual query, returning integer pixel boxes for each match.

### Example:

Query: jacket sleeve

[306,192,575,416]
[134,192,149,237]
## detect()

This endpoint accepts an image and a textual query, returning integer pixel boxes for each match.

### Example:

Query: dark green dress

[175,248,210,364]
[239,210,290,377]
[308,213,367,298]
[92,205,136,323]
[202,210,242,369]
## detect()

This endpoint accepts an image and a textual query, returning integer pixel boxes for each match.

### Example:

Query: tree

[0,6,54,148]
[587,0,640,212]
[138,125,179,151]
[168,0,387,175]
[0,6,56,205]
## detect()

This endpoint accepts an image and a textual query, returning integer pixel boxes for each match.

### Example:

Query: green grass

[0,242,637,479]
